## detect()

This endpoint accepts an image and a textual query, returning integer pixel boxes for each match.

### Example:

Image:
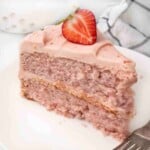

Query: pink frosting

[20,24,135,72]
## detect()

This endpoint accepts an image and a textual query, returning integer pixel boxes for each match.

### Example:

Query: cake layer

[21,77,129,140]
[20,52,134,117]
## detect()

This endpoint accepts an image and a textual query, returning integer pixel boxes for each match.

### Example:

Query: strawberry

[62,9,97,45]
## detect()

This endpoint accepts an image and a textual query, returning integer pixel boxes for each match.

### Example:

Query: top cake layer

[20,24,136,73]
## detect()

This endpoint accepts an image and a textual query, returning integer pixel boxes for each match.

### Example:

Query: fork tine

[128,145,141,150]
[114,140,131,150]
[114,136,139,150]
[114,121,150,150]
[126,142,137,150]
[136,147,142,150]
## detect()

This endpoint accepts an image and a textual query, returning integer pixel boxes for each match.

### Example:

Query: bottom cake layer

[21,77,129,140]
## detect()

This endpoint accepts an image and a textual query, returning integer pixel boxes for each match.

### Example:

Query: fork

[114,121,150,150]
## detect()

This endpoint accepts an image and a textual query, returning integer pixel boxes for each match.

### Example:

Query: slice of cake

[19,9,137,140]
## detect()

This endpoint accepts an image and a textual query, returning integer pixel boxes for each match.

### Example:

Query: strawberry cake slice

[19,9,137,140]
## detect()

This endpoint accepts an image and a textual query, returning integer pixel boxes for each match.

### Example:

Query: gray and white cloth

[0,0,150,56]
[97,0,150,56]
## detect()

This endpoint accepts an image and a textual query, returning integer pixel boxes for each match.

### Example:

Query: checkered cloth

[97,0,150,56]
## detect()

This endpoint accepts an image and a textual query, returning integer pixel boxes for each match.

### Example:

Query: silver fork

[114,121,150,150]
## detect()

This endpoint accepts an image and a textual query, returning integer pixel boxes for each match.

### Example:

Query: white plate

[0,44,150,150]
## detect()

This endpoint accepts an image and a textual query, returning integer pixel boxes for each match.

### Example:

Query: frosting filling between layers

[20,70,134,118]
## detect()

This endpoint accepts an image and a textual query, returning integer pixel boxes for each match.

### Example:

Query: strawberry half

[62,9,97,45]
